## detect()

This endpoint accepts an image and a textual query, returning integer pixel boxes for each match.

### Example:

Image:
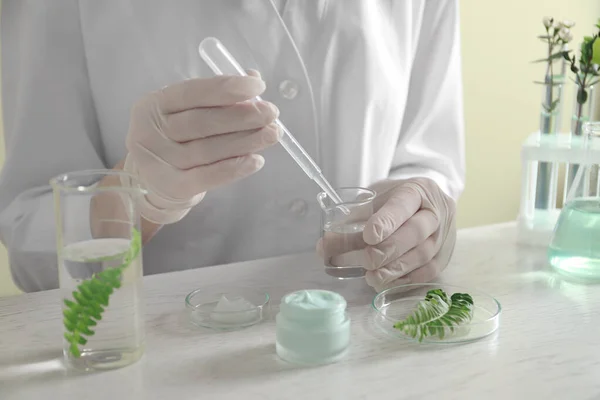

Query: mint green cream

[275,290,350,365]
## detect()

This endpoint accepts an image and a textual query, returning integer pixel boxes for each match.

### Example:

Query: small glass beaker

[50,170,146,371]
[317,187,376,279]
[548,122,600,281]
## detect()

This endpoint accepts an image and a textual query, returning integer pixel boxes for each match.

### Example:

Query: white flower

[543,16,553,28]
[559,27,573,43]
[560,20,575,28]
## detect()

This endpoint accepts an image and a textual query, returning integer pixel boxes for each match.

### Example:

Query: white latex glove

[123,71,280,224]
[318,178,457,292]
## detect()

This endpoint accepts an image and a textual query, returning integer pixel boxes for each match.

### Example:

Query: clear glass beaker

[548,122,600,281]
[317,187,376,279]
[50,170,146,371]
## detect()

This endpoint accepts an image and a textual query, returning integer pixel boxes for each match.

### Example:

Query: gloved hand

[318,178,457,292]
[123,71,280,224]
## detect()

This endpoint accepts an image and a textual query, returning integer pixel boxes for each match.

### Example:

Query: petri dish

[372,283,501,344]
[185,287,270,330]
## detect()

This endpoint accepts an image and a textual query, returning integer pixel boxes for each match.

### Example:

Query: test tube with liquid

[198,37,347,211]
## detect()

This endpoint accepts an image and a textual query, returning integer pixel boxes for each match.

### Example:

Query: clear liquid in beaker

[60,238,145,371]
[322,221,367,279]
[548,198,600,281]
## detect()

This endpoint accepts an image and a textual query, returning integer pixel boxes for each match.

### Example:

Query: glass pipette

[198,37,346,208]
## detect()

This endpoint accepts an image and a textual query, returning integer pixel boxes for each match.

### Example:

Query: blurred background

[1,0,599,296]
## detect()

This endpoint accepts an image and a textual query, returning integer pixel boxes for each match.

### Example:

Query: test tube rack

[517,131,600,246]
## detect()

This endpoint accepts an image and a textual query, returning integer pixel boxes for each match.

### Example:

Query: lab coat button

[289,199,308,216]
[278,80,299,100]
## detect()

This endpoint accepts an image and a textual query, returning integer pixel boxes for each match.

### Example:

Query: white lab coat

[0,0,465,292]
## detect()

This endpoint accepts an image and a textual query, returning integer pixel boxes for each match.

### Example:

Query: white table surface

[1,222,600,399]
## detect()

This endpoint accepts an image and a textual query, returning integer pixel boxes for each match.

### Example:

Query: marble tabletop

[1,222,600,399]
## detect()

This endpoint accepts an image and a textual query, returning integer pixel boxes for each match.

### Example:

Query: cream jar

[275,289,350,365]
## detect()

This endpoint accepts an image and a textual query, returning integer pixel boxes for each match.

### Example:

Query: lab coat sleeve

[0,0,105,292]
[389,0,466,200]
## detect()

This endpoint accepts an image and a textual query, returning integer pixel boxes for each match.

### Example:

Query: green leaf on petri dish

[393,288,474,342]
[63,228,141,357]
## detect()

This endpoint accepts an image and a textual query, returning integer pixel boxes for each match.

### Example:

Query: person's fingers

[363,185,423,245]
[366,258,442,293]
[133,145,266,200]
[401,258,443,285]
[179,123,281,168]
[164,100,279,142]
[364,209,439,270]
[246,69,261,79]
[138,123,281,170]
[186,154,266,191]
[174,154,266,197]
[157,75,266,113]
[364,236,437,289]
[365,269,410,293]
[382,236,437,276]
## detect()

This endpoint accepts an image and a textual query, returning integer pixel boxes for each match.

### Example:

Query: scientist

[0,0,464,293]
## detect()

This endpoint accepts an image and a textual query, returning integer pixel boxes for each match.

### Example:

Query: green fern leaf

[393,289,475,342]
[70,342,81,358]
[63,228,141,357]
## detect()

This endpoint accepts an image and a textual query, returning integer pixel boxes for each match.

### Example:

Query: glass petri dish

[372,283,501,344]
[185,287,270,330]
